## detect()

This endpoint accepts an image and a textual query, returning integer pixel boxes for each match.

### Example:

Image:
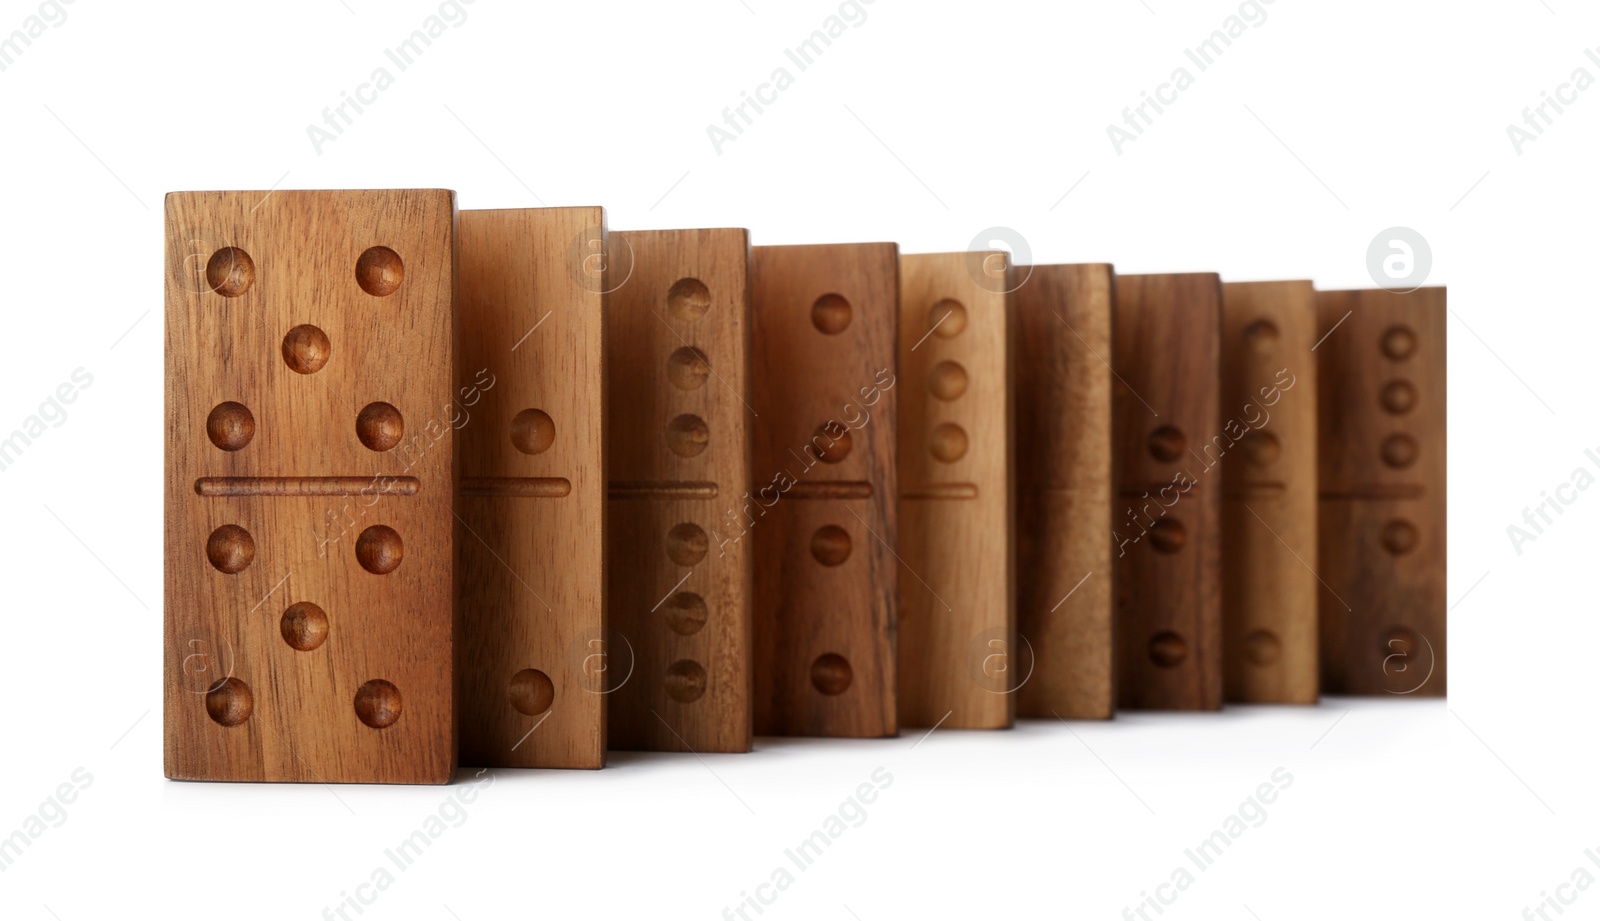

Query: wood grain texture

[1315,287,1446,696]
[164,189,457,784]
[897,252,1014,729]
[1113,273,1223,711]
[456,208,606,768]
[605,229,754,752]
[1011,264,1116,720]
[749,243,899,738]
[1220,281,1319,704]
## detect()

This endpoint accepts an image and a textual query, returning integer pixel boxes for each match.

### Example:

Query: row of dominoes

[163,190,1444,785]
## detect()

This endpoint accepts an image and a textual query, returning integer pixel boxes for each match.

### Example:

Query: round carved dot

[1243,319,1279,356]
[205,247,255,297]
[510,408,556,455]
[206,401,255,451]
[667,346,711,391]
[929,299,967,338]
[1149,518,1186,554]
[1381,434,1418,469]
[667,277,711,321]
[1240,431,1281,467]
[928,361,969,401]
[810,525,852,566]
[663,592,709,636]
[205,677,253,727]
[355,246,404,297]
[666,523,709,566]
[664,660,707,703]
[354,679,402,728]
[1381,380,1417,415]
[206,524,255,574]
[508,668,555,716]
[281,324,331,374]
[1382,519,1419,555]
[1381,325,1417,360]
[929,423,968,463]
[666,414,710,457]
[811,653,853,696]
[356,525,403,574]
[1148,425,1187,463]
[813,423,852,463]
[280,602,329,652]
[812,293,852,334]
[1383,626,1419,659]
[356,402,404,452]
[1244,630,1282,666]
[1148,631,1187,668]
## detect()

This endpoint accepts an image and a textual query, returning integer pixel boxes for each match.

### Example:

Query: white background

[0,0,1586,918]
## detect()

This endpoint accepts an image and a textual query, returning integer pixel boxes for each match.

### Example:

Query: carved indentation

[460,477,570,497]
[928,299,967,338]
[206,401,255,451]
[1243,319,1279,356]
[1120,483,1207,497]
[811,653,853,696]
[1148,425,1186,463]
[902,483,980,500]
[667,277,711,321]
[282,324,331,374]
[1381,380,1417,415]
[508,668,554,716]
[813,423,852,463]
[354,679,402,728]
[1381,434,1418,469]
[1223,483,1286,499]
[206,524,255,573]
[1383,625,1418,658]
[667,414,710,457]
[929,422,968,462]
[812,293,852,334]
[1244,629,1281,666]
[1319,484,1426,500]
[1240,431,1281,467]
[667,346,711,390]
[280,602,329,651]
[511,408,555,455]
[1381,519,1419,555]
[609,481,720,499]
[665,660,707,703]
[663,592,708,636]
[667,523,709,566]
[1148,631,1187,668]
[205,247,254,297]
[810,525,852,566]
[1381,325,1416,360]
[356,525,403,574]
[357,402,404,452]
[1149,519,1186,553]
[789,481,873,499]
[197,476,419,497]
[928,360,968,401]
[355,246,404,297]
[205,676,253,726]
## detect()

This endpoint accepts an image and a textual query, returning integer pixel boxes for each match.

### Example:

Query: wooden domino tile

[749,243,900,738]
[1220,281,1319,704]
[163,189,457,784]
[1011,264,1116,720]
[1315,287,1446,696]
[455,208,607,768]
[1112,273,1223,711]
[897,252,1014,729]
[605,229,754,752]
